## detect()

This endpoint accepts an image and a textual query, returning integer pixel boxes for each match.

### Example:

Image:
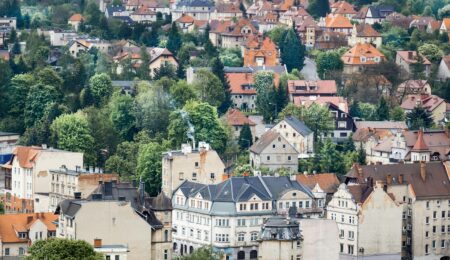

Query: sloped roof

[69,13,83,22]
[355,23,381,37]
[224,109,256,126]
[283,116,313,136]
[332,1,357,15]
[8,146,43,168]
[293,96,348,113]
[176,14,195,23]
[348,184,373,204]
[227,72,256,95]
[177,0,214,8]
[367,5,394,19]
[0,213,58,243]
[249,130,280,154]
[396,51,431,65]
[297,173,340,194]
[442,18,450,30]
[400,94,445,112]
[412,130,429,151]
[287,80,337,95]
[325,14,352,28]
[341,43,385,65]
[354,121,408,130]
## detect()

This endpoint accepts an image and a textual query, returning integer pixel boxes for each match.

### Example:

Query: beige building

[273,116,314,158]
[346,162,450,259]
[249,130,299,173]
[348,23,382,48]
[327,182,403,259]
[161,142,225,196]
[395,51,432,78]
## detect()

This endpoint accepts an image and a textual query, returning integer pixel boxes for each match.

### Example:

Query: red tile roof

[296,173,340,193]
[227,72,256,94]
[176,14,195,23]
[224,109,256,126]
[355,23,381,37]
[332,1,357,15]
[293,96,348,113]
[412,129,429,151]
[69,13,83,22]
[287,80,337,95]
[325,14,353,28]
[397,51,431,65]
[0,213,58,243]
[341,43,385,65]
[400,94,445,112]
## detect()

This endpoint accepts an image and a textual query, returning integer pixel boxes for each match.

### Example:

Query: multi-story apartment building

[327,182,403,259]
[345,162,450,259]
[1,146,83,213]
[161,142,225,196]
[172,175,320,259]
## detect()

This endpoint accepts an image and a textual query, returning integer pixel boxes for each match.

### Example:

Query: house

[439,18,450,34]
[272,116,314,157]
[297,173,340,204]
[211,3,243,20]
[396,80,432,101]
[48,30,78,47]
[293,96,355,141]
[130,6,158,23]
[400,94,446,124]
[105,5,129,18]
[437,55,450,81]
[172,175,319,259]
[327,182,403,258]
[0,132,19,165]
[322,14,353,36]
[287,80,337,101]
[409,16,437,31]
[255,12,279,33]
[246,0,274,18]
[345,162,450,259]
[172,0,215,20]
[386,12,413,29]
[314,31,348,50]
[330,1,357,19]
[249,130,299,173]
[1,146,83,213]
[356,5,394,25]
[68,38,111,58]
[209,18,257,48]
[223,108,256,141]
[0,213,58,257]
[341,43,386,75]
[0,17,17,29]
[348,23,382,48]
[68,13,84,31]
[56,181,173,260]
[242,36,279,67]
[395,50,431,78]
[279,6,311,27]
[175,14,195,33]
[295,16,320,48]
[161,142,225,195]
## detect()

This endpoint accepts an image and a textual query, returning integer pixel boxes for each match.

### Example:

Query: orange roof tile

[297,173,340,193]
[11,146,43,169]
[332,1,357,15]
[0,213,58,243]
[325,14,352,28]
[355,23,381,37]
[397,51,431,65]
[227,72,256,94]
[69,13,84,22]
[341,43,385,65]
[224,109,256,126]
[443,18,450,31]
[176,14,195,23]
[412,129,429,151]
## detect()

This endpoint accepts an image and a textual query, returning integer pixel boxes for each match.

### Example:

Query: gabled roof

[0,213,58,243]
[442,18,450,30]
[297,173,340,194]
[354,121,408,130]
[293,96,349,113]
[249,130,281,154]
[332,1,357,15]
[177,0,214,8]
[367,5,394,19]
[341,43,385,65]
[224,109,256,126]
[325,14,352,28]
[7,146,43,168]
[176,14,195,23]
[282,116,313,136]
[355,23,381,37]
[347,184,373,204]
[400,94,445,112]
[69,13,83,22]
[396,50,431,65]
[287,80,337,95]
[442,55,450,70]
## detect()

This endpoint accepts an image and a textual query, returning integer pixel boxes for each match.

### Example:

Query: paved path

[301,57,319,80]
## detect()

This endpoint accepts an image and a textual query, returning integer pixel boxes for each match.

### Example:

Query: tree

[51,113,95,164]
[105,141,140,180]
[357,143,366,165]
[192,69,225,108]
[307,0,330,18]
[316,51,343,78]
[418,43,444,63]
[390,106,405,121]
[89,73,113,106]
[169,80,197,108]
[211,58,232,114]
[0,202,4,214]
[280,28,305,72]
[168,101,228,154]
[109,93,136,140]
[136,141,169,196]
[167,22,182,55]
[255,71,277,122]
[277,72,298,112]
[24,84,59,128]
[219,48,242,67]
[176,246,223,260]
[239,2,247,18]
[317,139,345,174]
[238,124,253,150]
[137,47,150,80]
[406,106,433,130]
[153,63,177,80]
[36,67,64,91]
[25,238,103,260]
[410,53,426,79]
[376,96,390,120]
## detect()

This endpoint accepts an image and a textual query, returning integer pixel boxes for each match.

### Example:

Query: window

[443,211,446,218]
[4,248,9,256]
[267,156,270,161]
[433,226,437,233]
[251,232,258,241]
[195,162,199,167]
[338,121,347,128]
[348,231,354,240]
[237,219,246,226]
[348,245,354,254]
[204,231,209,241]
[340,244,344,253]
[425,244,429,254]
[164,230,169,241]
[426,231,429,238]
[442,240,446,248]
[288,156,292,161]
[18,232,27,239]
[432,240,436,249]
[339,229,344,238]
[341,214,345,223]
[448,225,450,233]
[442,225,446,234]
[192,173,197,181]
[19,247,25,256]
[426,217,430,224]
[190,229,194,237]
[240,204,247,211]
[197,230,201,240]
[182,227,186,235]
[305,201,310,208]
[238,233,245,242]
[210,173,215,179]
[433,211,437,219]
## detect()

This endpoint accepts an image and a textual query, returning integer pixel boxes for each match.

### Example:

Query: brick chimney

[386,174,392,185]
[420,161,426,181]
[94,238,102,248]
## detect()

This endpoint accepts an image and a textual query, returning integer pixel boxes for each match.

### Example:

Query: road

[301,57,319,80]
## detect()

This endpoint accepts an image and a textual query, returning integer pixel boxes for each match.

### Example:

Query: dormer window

[18,232,27,239]
[360,57,367,63]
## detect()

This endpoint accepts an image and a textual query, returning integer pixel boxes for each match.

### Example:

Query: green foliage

[317,139,345,174]
[169,80,198,108]
[136,141,169,196]
[167,22,182,55]
[192,69,225,107]
[280,28,305,72]
[168,101,228,154]
[406,106,433,130]
[154,63,177,80]
[109,93,136,140]
[307,0,330,18]
[25,84,59,128]
[349,102,377,120]
[219,48,243,67]
[211,57,232,114]
[376,96,390,120]
[390,106,406,121]
[175,246,223,260]
[89,73,113,106]
[26,238,103,260]
[234,164,253,177]
[50,112,95,164]
[238,124,253,149]
[418,43,444,63]
[268,26,288,46]
[0,202,4,214]
[255,71,277,122]
[316,51,343,78]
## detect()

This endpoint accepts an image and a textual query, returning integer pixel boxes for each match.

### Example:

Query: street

[301,57,319,80]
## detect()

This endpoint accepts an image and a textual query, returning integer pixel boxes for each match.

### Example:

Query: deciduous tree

[26,238,103,260]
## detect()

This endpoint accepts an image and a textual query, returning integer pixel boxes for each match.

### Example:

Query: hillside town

[0,0,449,259]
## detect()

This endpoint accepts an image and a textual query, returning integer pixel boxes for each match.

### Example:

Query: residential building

[0,17,17,29]
[93,239,129,260]
[172,175,318,259]
[297,173,340,206]
[356,5,395,25]
[209,18,257,48]
[279,6,311,27]
[1,146,83,213]
[437,55,450,81]
[0,212,58,257]
[249,130,299,173]
[345,162,450,259]
[287,80,337,101]
[272,116,314,157]
[322,14,353,36]
[0,132,19,165]
[314,31,348,50]
[242,36,279,67]
[330,1,357,19]
[348,23,382,48]
[341,43,386,75]
[400,94,447,124]
[223,108,257,141]
[175,14,195,33]
[300,219,340,260]
[396,51,432,78]
[258,216,302,260]
[68,13,84,31]
[396,80,432,101]
[327,182,403,258]
[172,0,215,21]
[161,142,225,196]
[68,38,111,58]
[56,181,173,260]
[211,3,243,20]
[295,16,320,48]
[130,6,158,23]
[439,18,450,34]
[410,16,437,32]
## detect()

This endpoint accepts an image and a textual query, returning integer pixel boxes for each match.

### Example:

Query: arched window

[189,246,194,254]
[250,250,258,259]
[237,251,245,260]
[173,242,177,250]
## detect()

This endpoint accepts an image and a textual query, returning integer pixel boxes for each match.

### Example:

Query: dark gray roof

[249,130,280,154]
[177,0,214,8]
[260,216,302,241]
[55,200,83,218]
[283,116,312,136]
[368,5,394,18]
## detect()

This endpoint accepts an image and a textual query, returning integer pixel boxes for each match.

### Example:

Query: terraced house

[172,175,321,259]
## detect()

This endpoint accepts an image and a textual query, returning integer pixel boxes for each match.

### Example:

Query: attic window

[18,232,27,239]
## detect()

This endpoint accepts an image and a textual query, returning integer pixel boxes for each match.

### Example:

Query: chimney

[386,174,392,185]
[420,161,426,181]
[94,238,102,248]
[398,174,404,184]
[27,216,33,224]
[41,144,47,149]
